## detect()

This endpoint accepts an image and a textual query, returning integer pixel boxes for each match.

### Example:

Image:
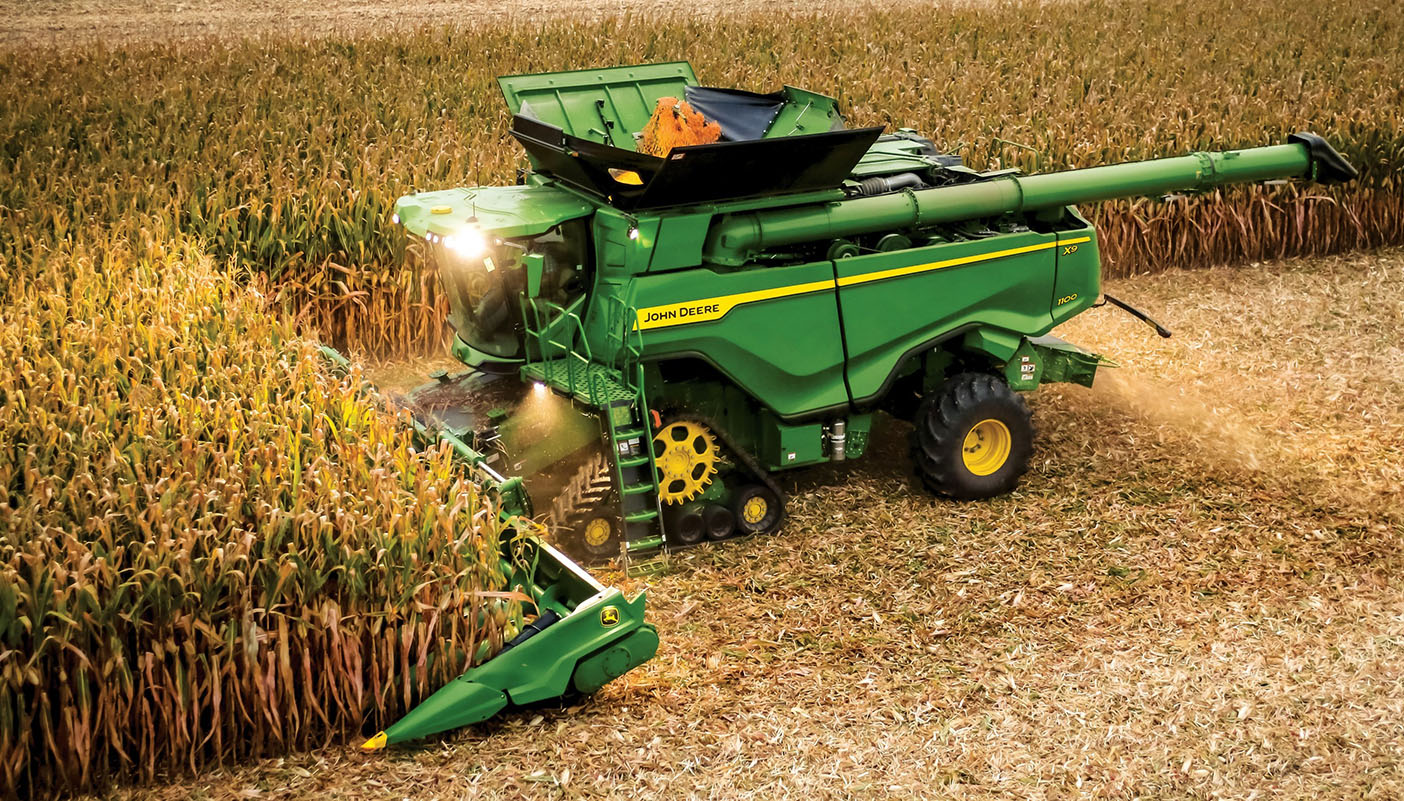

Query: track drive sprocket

[652,420,720,504]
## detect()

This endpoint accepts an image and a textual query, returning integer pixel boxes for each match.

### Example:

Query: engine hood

[394,184,594,240]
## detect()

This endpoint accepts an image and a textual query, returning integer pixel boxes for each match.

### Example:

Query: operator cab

[437,217,591,363]
[395,182,595,369]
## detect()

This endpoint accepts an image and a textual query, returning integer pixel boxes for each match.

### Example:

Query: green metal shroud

[362,538,657,750]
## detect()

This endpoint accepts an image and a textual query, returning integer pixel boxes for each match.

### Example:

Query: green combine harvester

[360,62,1356,749]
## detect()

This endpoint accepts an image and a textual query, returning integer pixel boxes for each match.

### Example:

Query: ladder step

[618,455,651,469]
[614,427,647,440]
[626,536,665,553]
[624,509,659,523]
[621,482,655,496]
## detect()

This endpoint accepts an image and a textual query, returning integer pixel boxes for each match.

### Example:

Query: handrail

[519,292,650,407]
[522,297,599,398]
[523,298,593,362]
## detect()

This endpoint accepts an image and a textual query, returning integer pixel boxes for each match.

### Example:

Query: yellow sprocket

[652,419,720,504]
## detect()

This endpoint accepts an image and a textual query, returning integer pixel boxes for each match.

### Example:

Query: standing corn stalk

[0,240,524,799]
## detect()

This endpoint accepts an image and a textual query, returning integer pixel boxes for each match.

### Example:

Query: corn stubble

[0,0,1400,359]
[0,242,526,797]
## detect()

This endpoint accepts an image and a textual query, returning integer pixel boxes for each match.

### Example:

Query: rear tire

[910,372,1033,500]
[668,504,707,546]
[703,504,736,541]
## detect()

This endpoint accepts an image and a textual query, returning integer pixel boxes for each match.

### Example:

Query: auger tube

[702,134,1356,266]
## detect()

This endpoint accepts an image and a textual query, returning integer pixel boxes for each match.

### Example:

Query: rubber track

[546,449,616,534]
[661,409,787,506]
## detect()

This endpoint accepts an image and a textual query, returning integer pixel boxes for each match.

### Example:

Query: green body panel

[450,333,521,370]
[498,62,697,146]
[395,184,592,240]
[834,229,1062,403]
[649,212,714,272]
[571,627,662,694]
[1050,210,1103,325]
[849,130,957,178]
[762,420,826,469]
[763,86,847,136]
[631,259,849,418]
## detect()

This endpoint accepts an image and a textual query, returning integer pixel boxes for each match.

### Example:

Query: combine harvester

[361,62,1356,749]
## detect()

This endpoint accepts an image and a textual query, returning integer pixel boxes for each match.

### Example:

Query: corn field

[0,239,529,798]
[1,0,1402,797]
[1,0,1401,359]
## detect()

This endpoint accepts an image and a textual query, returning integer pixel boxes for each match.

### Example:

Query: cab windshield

[439,218,589,360]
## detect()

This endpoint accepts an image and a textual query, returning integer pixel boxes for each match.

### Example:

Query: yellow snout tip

[361,731,387,751]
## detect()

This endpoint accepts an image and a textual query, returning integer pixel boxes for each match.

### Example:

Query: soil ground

[120,250,1404,799]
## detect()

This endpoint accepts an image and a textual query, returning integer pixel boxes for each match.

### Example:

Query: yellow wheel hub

[962,418,1012,476]
[653,420,719,504]
[583,517,612,547]
[741,495,768,525]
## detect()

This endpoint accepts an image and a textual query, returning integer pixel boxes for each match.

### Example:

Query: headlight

[443,228,488,259]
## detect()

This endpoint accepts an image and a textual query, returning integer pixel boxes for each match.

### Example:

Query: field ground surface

[124,250,1404,798]
[0,0,897,47]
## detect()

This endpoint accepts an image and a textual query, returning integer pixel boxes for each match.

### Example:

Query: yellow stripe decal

[635,236,1093,331]
[836,236,1091,288]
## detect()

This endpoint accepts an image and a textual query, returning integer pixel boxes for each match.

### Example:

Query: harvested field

[124,249,1404,799]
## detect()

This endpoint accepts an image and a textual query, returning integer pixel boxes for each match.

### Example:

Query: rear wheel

[910,372,1033,500]
[703,504,736,540]
[576,514,620,560]
[667,504,707,546]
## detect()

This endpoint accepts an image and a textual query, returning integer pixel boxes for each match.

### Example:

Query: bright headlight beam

[443,228,488,259]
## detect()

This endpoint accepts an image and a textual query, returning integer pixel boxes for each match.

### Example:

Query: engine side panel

[1051,214,1102,326]
[631,260,848,418]
[835,231,1061,403]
